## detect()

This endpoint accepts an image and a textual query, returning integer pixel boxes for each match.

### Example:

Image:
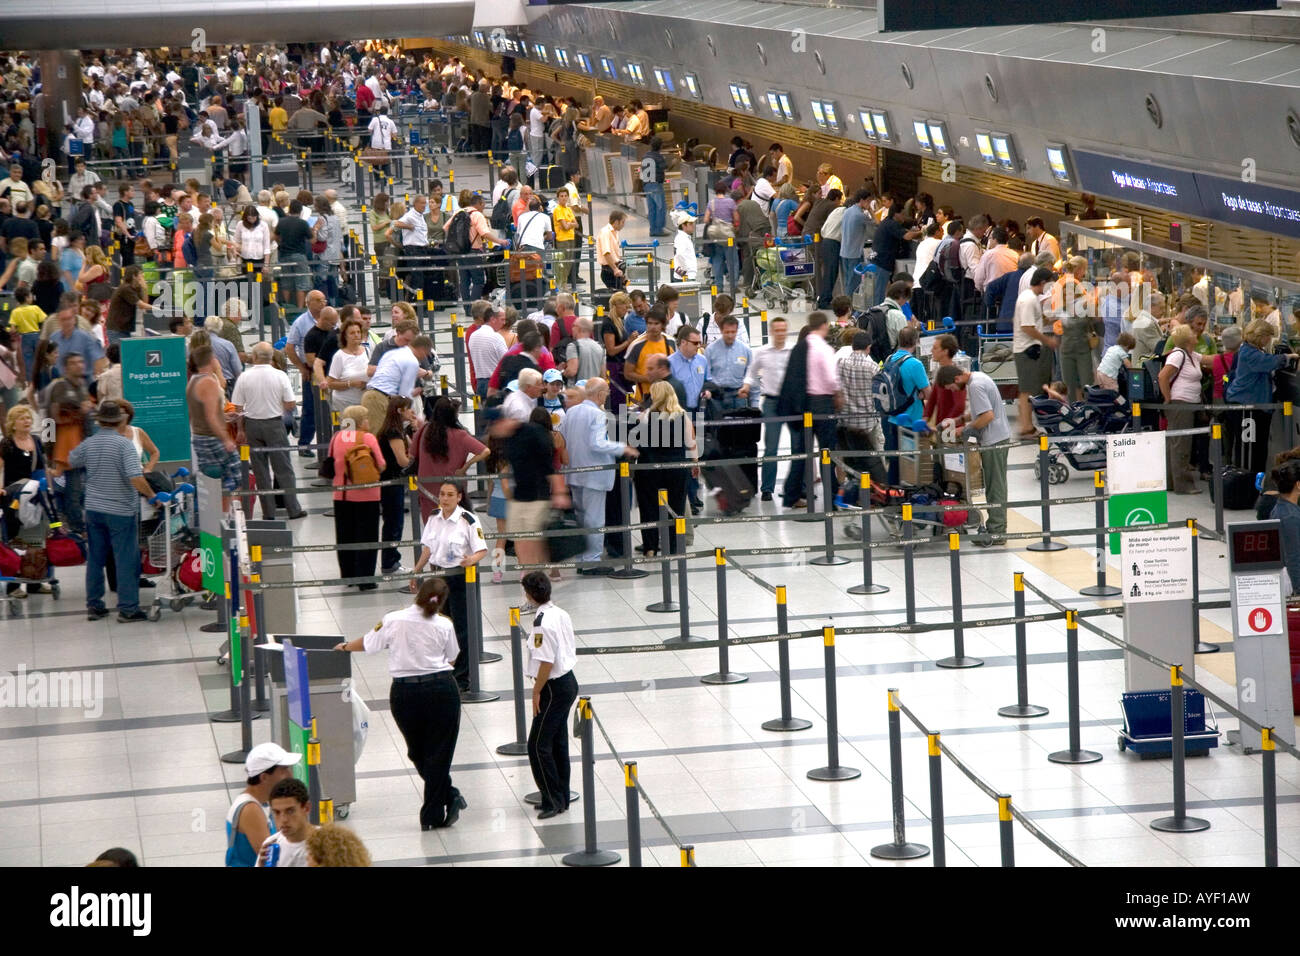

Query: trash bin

[267,635,357,817]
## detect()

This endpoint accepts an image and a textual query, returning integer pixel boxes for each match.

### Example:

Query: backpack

[344,440,381,486]
[873,353,917,418]
[444,209,472,254]
[856,305,891,363]
[490,188,517,231]
[937,237,964,283]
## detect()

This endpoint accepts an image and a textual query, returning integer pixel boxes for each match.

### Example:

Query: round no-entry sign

[1248,607,1274,633]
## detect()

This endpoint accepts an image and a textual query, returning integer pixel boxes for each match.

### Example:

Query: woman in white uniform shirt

[410,481,488,693]
[520,571,579,820]
[335,577,466,830]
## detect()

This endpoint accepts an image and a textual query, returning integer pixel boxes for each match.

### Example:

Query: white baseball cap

[245,742,302,777]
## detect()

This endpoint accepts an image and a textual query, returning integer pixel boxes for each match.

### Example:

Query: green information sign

[120,336,190,462]
[1109,490,1168,554]
[196,473,225,596]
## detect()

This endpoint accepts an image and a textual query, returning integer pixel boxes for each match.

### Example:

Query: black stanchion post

[645,490,677,613]
[496,607,529,756]
[1048,610,1102,764]
[999,572,1049,718]
[1211,422,1225,536]
[1263,727,1278,867]
[473,571,500,664]
[625,760,642,868]
[1151,665,1211,833]
[928,732,945,867]
[407,477,422,570]
[702,548,746,685]
[459,565,499,704]
[249,545,269,714]
[848,474,889,595]
[664,517,704,645]
[797,413,818,522]
[306,718,323,825]
[811,449,848,566]
[1080,470,1120,596]
[762,585,812,732]
[1027,437,1066,552]
[239,444,253,518]
[807,627,862,781]
[220,599,256,763]
[998,795,1014,867]
[936,533,982,668]
[451,319,468,402]
[903,504,916,626]
[610,462,648,579]
[870,689,928,858]
[561,698,621,866]
[1189,518,1218,653]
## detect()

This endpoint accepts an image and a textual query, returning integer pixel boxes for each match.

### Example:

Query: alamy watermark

[0,665,104,719]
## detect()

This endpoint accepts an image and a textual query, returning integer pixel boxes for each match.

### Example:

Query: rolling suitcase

[703,455,754,516]
[537,165,565,189]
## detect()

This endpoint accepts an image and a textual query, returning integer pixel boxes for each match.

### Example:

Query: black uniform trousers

[438,568,471,691]
[528,670,578,812]
[389,672,462,828]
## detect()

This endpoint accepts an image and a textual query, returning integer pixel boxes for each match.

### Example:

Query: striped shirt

[67,429,143,516]
[838,350,880,431]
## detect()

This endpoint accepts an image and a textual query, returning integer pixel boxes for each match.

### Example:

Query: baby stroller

[1030,386,1131,484]
[0,476,64,608]
[749,237,815,307]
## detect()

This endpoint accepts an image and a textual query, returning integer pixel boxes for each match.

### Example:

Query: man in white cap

[225,742,302,867]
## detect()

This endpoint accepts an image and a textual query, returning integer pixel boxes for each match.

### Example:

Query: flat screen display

[1231,527,1282,569]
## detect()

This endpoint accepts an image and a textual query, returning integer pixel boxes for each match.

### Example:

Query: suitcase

[1210,466,1257,511]
[537,165,565,190]
[1289,608,1300,715]
[703,458,754,516]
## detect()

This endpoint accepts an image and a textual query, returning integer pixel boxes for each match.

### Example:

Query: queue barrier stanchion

[795,413,818,523]
[1150,665,1211,833]
[701,548,746,685]
[998,572,1049,718]
[1047,610,1102,764]
[451,319,468,403]
[496,606,529,756]
[406,477,422,573]
[249,545,270,714]
[459,565,499,704]
[220,590,256,764]
[1026,436,1066,552]
[810,449,849,566]
[663,517,705,645]
[239,445,253,519]
[870,689,929,859]
[625,760,642,868]
[1189,519,1218,653]
[847,474,888,595]
[928,732,945,867]
[998,795,1015,867]
[1211,423,1225,537]
[762,585,813,732]
[680,845,696,866]
[1263,728,1279,867]
[807,627,861,782]
[645,491,677,613]
[319,796,333,826]
[1080,471,1121,597]
[307,718,323,825]
[475,570,502,664]
[561,697,621,867]
[936,533,982,669]
[903,504,917,626]
[609,462,648,580]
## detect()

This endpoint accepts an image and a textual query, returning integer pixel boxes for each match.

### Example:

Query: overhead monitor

[913,120,932,152]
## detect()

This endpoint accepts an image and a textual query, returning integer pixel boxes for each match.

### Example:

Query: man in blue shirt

[283,290,327,457]
[881,325,931,484]
[703,316,757,412]
[839,190,874,298]
[556,378,638,572]
[48,296,107,379]
[669,326,711,412]
[870,203,921,306]
[362,334,433,431]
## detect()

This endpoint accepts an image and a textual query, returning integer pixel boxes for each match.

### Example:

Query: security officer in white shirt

[336,576,467,830]
[521,570,579,819]
[410,481,488,692]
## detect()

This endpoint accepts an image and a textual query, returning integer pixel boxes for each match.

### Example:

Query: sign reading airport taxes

[120,336,189,462]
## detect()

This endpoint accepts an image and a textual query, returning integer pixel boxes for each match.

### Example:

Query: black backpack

[444,210,472,254]
[856,305,892,363]
[490,188,517,232]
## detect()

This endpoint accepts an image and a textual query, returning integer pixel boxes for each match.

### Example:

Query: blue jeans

[570,483,607,562]
[86,509,140,613]
[872,267,890,306]
[709,242,740,293]
[816,239,841,307]
[459,264,485,308]
[841,257,863,297]
[58,467,87,536]
[643,182,666,236]
[761,396,785,494]
[299,383,316,449]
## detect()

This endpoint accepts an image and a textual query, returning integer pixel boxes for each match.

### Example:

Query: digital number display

[1230,525,1282,569]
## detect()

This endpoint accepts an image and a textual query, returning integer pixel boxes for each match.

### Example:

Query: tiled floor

[1,151,1294,868]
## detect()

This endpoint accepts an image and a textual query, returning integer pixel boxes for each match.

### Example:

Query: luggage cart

[146,475,200,618]
[975,329,1017,401]
[619,239,662,290]
[1117,688,1220,758]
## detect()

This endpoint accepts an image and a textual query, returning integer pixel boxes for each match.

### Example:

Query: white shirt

[1012,288,1046,354]
[396,206,428,246]
[524,601,576,680]
[419,505,486,569]
[327,349,370,409]
[515,210,550,250]
[912,235,941,282]
[231,363,295,419]
[502,388,537,422]
[528,106,544,140]
[255,832,309,868]
[233,220,272,260]
[491,179,515,204]
[672,231,697,280]
[363,604,459,677]
[468,327,507,382]
[368,114,398,150]
[751,177,775,215]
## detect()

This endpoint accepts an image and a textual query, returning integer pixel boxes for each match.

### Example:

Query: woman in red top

[330,403,387,590]
[413,398,489,522]
[924,334,967,433]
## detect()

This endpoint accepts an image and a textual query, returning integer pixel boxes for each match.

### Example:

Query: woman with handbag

[1,404,53,596]
[631,382,696,558]
[325,403,386,590]
[703,180,739,295]
[311,195,343,305]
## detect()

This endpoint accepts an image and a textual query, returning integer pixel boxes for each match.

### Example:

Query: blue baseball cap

[543,369,563,384]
